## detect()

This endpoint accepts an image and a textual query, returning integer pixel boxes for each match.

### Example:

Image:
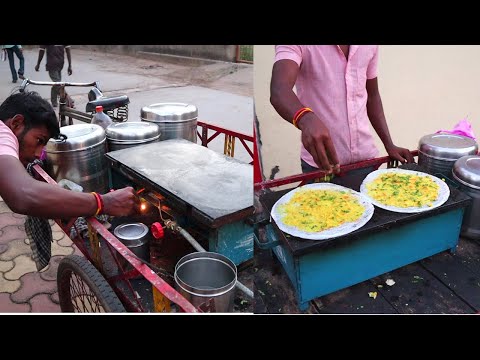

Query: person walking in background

[34,45,73,107]
[2,45,25,83]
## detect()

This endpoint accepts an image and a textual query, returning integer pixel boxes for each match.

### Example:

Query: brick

[51,241,74,257]
[0,212,25,226]
[10,272,58,303]
[0,214,25,228]
[51,223,64,232]
[0,244,8,254]
[58,236,74,247]
[52,231,65,241]
[0,225,27,245]
[29,293,61,312]
[11,213,26,220]
[72,244,85,258]
[0,201,13,214]
[39,256,63,282]
[0,293,30,312]
[4,254,37,281]
[50,292,59,304]
[0,273,21,293]
[0,239,32,261]
[0,259,14,273]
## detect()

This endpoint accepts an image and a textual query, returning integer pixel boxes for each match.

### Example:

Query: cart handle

[20,78,100,92]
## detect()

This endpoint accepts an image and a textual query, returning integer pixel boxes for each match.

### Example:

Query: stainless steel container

[452,155,480,239]
[141,102,198,143]
[113,223,150,278]
[46,124,108,193]
[105,122,161,151]
[174,252,237,313]
[418,133,478,177]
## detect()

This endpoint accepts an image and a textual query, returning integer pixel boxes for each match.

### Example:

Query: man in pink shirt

[0,91,138,219]
[270,45,413,175]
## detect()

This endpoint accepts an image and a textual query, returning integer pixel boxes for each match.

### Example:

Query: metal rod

[22,79,98,88]
[62,108,93,123]
[197,121,253,142]
[254,151,419,191]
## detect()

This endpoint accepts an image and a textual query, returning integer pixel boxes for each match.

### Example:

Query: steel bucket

[105,122,161,152]
[141,103,198,143]
[45,124,108,193]
[418,133,478,177]
[452,155,480,240]
[113,223,151,277]
[174,252,237,313]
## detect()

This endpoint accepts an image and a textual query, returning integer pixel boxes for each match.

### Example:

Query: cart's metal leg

[87,223,103,273]
[152,286,171,312]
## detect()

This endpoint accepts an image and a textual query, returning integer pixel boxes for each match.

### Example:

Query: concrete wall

[254,45,480,181]
[77,45,237,62]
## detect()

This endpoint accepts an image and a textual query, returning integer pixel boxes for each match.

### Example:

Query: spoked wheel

[57,255,126,313]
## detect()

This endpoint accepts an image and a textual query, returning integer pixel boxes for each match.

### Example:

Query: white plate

[359,168,450,213]
[271,183,374,240]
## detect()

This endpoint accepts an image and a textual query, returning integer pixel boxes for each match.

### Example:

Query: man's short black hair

[0,90,61,139]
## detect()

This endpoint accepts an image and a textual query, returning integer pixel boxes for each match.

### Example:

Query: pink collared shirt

[0,121,19,159]
[275,45,380,167]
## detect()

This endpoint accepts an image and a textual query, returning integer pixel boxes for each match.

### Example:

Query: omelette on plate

[277,188,366,233]
[365,172,439,208]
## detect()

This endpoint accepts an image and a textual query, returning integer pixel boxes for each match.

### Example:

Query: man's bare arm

[270,60,339,172]
[0,155,138,218]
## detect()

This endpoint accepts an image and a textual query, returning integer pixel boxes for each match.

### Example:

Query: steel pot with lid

[418,133,478,177]
[45,124,108,193]
[113,222,150,262]
[141,102,198,143]
[113,222,151,277]
[452,155,480,239]
[105,122,161,151]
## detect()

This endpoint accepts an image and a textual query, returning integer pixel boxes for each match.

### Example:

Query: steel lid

[113,223,149,241]
[452,155,480,189]
[418,133,478,161]
[141,103,198,123]
[105,122,161,143]
[46,124,106,153]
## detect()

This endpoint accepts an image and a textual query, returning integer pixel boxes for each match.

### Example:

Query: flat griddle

[260,163,472,256]
[106,139,254,228]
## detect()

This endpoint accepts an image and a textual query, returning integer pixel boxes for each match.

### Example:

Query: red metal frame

[254,150,419,191]
[197,121,254,164]
[253,126,262,184]
[31,121,253,313]
[33,164,198,313]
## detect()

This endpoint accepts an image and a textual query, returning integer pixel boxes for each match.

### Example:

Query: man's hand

[34,64,39,72]
[101,187,139,217]
[297,112,340,173]
[67,66,72,76]
[386,144,414,164]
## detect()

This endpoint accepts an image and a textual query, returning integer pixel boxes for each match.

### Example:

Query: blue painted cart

[255,156,472,311]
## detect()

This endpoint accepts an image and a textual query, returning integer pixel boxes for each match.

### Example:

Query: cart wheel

[57,255,126,313]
